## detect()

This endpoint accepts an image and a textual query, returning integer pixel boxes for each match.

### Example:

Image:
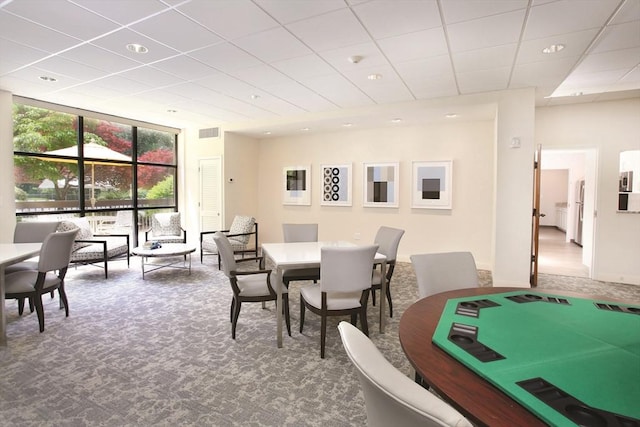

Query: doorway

[538,149,595,278]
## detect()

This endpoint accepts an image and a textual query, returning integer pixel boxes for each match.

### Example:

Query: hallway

[537,226,589,277]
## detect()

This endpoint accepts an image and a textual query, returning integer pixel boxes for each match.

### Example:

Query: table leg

[141,256,146,280]
[0,265,6,346]
[379,260,386,334]
[276,265,283,348]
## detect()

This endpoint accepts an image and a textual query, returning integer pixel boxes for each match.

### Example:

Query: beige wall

[0,91,16,242]
[222,132,259,228]
[536,98,640,285]
[255,120,496,270]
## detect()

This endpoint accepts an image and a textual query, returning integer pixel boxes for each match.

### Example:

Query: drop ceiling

[1,0,638,137]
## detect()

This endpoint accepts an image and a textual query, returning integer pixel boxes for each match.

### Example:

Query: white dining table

[0,242,42,345]
[261,240,387,348]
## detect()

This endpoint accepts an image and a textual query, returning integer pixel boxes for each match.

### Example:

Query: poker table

[399,287,640,427]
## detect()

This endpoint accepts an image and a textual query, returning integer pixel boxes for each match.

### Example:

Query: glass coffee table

[132,243,196,279]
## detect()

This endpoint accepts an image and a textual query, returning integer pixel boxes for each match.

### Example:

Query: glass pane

[137,127,175,165]
[137,166,176,207]
[13,104,77,154]
[83,117,132,159]
[14,155,81,213]
[84,163,133,211]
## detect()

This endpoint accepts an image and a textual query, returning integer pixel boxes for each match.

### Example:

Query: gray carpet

[1,257,639,426]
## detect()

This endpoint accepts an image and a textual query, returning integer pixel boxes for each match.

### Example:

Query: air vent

[199,127,219,139]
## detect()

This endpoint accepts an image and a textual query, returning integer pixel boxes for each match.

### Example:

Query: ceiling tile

[453,44,517,73]
[286,8,370,52]
[447,9,526,53]
[61,44,141,73]
[254,0,346,24]
[271,54,336,80]
[261,81,335,112]
[352,0,441,39]
[318,42,388,72]
[151,55,219,81]
[0,10,81,53]
[301,74,373,108]
[341,64,414,104]
[3,0,119,40]
[457,67,511,94]
[33,56,107,81]
[510,57,579,89]
[574,48,640,74]
[188,43,262,73]
[610,0,640,25]
[516,29,599,65]
[378,28,449,63]
[119,65,184,87]
[234,27,311,63]
[72,0,169,25]
[525,0,620,40]
[590,20,640,53]
[130,10,223,53]
[0,38,50,73]
[91,28,180,63]
[176,0,279,40]
[440,0,528,24]
[229,64,292,88]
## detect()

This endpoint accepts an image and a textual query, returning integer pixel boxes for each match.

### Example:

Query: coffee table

[132,243,196,279]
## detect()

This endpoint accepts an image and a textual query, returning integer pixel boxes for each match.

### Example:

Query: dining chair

[300,244,378,358]
[4,229,79,332]
[5,221,60,275]
[338,322,474,427]
[213,231,291,339]
[410,252,479,299]
[282,223,321,287]
[370,226,405,317]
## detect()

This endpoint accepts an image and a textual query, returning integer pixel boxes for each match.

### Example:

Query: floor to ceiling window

[13,100,179,245]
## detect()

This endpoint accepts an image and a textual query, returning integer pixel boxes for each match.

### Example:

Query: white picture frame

[363,162,399,208]
[320,164,352,206]
[283,165,311,205]
[411,160,453,209]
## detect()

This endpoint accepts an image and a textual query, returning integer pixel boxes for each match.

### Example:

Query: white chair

[213,231,291,339]
[4,229,79,332]
[200,215,258,264]
[338,321,473,427]
[370,226,405,317]
[5,221,60,275]
[145,212,186,244]
[300,244,378,358]
[282,223,320,287]
[410,252,479,299]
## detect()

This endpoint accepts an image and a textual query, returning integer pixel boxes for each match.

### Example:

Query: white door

[199,157,222,232]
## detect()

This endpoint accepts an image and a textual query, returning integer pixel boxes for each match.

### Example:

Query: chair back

[37,229,79,273]
[151,212,182,237]
[410,252,479,299]
[212,231,237,276]
[283,223,318,243]
[228,215,256,244]
[13,221,60,243]
[374,226,405,262]
[338,322,473,427]
[320,245,378,293]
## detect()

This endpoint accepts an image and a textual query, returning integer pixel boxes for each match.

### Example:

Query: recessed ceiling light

[264,131,272,135]
[343,123,353,127]
[250,94,260,100]
[445,113,458,118]
[391,118,402,123]
[301,127,310,131]
[39,76,57,82]
[126,43,148,54]
[367,73,382,80]
[167,109,177,113]
[542,44,565,54]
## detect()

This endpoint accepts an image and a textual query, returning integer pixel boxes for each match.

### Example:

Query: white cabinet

[556,207,567,231]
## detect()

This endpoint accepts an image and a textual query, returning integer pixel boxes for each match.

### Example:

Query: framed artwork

[363,162,399,208]
[320,164,352,206]
[283,165,311,205]
[412,160,453,209]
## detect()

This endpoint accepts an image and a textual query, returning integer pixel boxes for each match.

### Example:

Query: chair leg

[29,297,34,313]
[59,284,69,317]
[230,298,235,322]
[350,313,357,326]
[34,295,45,332]
[299,295,305,333]
[18,298,25,316]
[371,289,376,306]
[320,313,328,359]
[283,295,291,337]
[360,307,369,336]
[231,300,241,339]
[386,281,393,318]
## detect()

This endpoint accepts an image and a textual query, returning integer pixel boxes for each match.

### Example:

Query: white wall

[536,98,640,285]
[255,120,496,270]
[540,169,568,227]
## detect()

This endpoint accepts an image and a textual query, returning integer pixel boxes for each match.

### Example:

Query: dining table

[0,242,43,345]
[399,287,640,427]
[261,241,387,348]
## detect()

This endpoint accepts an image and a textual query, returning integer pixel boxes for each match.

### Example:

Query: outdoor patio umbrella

[41,142,132,207]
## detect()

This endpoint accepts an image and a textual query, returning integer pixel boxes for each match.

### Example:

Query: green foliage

[15,186,28,201]
[147,176,174,199]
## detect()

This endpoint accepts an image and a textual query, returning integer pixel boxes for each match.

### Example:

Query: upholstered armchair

[200,215,258,265]
[59,217,130,279]
[145,212,186,244]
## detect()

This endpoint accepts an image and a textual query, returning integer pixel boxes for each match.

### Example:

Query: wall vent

[199,127,220,139]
